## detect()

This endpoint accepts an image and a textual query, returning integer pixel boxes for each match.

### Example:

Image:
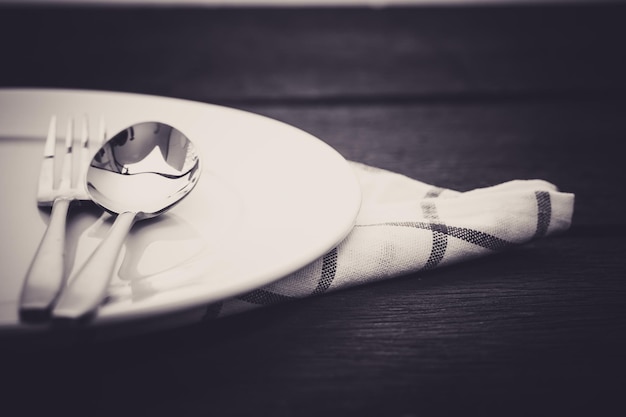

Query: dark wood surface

[1,3,626,416]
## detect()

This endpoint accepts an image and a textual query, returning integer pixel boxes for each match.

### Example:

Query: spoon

[52,121,201,322]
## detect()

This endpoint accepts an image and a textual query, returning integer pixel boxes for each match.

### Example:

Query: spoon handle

[19,198,71,320]
[52,211,137,322]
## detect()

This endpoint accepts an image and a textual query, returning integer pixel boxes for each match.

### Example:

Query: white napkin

[206,162,574,318]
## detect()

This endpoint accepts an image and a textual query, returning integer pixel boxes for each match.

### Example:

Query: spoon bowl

[88,122,201,218]
[52,121,201,322]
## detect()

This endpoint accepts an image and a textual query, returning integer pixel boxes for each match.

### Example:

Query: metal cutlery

[19,116,105,321]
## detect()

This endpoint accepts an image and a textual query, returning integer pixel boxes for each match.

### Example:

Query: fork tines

[37,115,105,205]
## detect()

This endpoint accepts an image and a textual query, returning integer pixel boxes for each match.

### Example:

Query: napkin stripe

[238,288,294,305]
[447,226,511,251]
[360,222,512,251]
[421,198,448,271]
[233,247,339,306]
[534,191,551,238]
[314,247,338,294]
[425,187,444,199]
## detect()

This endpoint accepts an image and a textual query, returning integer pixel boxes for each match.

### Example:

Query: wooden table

[1,3,625,416]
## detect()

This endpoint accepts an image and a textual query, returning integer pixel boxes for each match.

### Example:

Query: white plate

[0,88,361,336]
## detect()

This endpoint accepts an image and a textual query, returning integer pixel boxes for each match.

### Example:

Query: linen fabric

[207,162,574,318]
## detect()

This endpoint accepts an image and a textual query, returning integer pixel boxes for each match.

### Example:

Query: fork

[19,116,105,321]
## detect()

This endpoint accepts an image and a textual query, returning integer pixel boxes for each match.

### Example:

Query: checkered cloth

[206,162,574,318]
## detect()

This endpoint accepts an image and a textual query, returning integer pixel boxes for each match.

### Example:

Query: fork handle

[19,198,71,320]
[52,211,137,322]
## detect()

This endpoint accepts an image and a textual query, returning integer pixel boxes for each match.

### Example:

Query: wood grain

[2,237,625,416]
[238,100,626,227]
[1,4,626,101]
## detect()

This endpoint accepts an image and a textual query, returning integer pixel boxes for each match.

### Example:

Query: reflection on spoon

[52,122,201,322]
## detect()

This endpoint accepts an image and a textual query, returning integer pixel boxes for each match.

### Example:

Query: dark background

[1,3,625,416]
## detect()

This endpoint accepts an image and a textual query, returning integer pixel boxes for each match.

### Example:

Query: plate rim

[0,87,362,334]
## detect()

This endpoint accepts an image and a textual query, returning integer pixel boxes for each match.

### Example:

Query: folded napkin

[206,162,574,318]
